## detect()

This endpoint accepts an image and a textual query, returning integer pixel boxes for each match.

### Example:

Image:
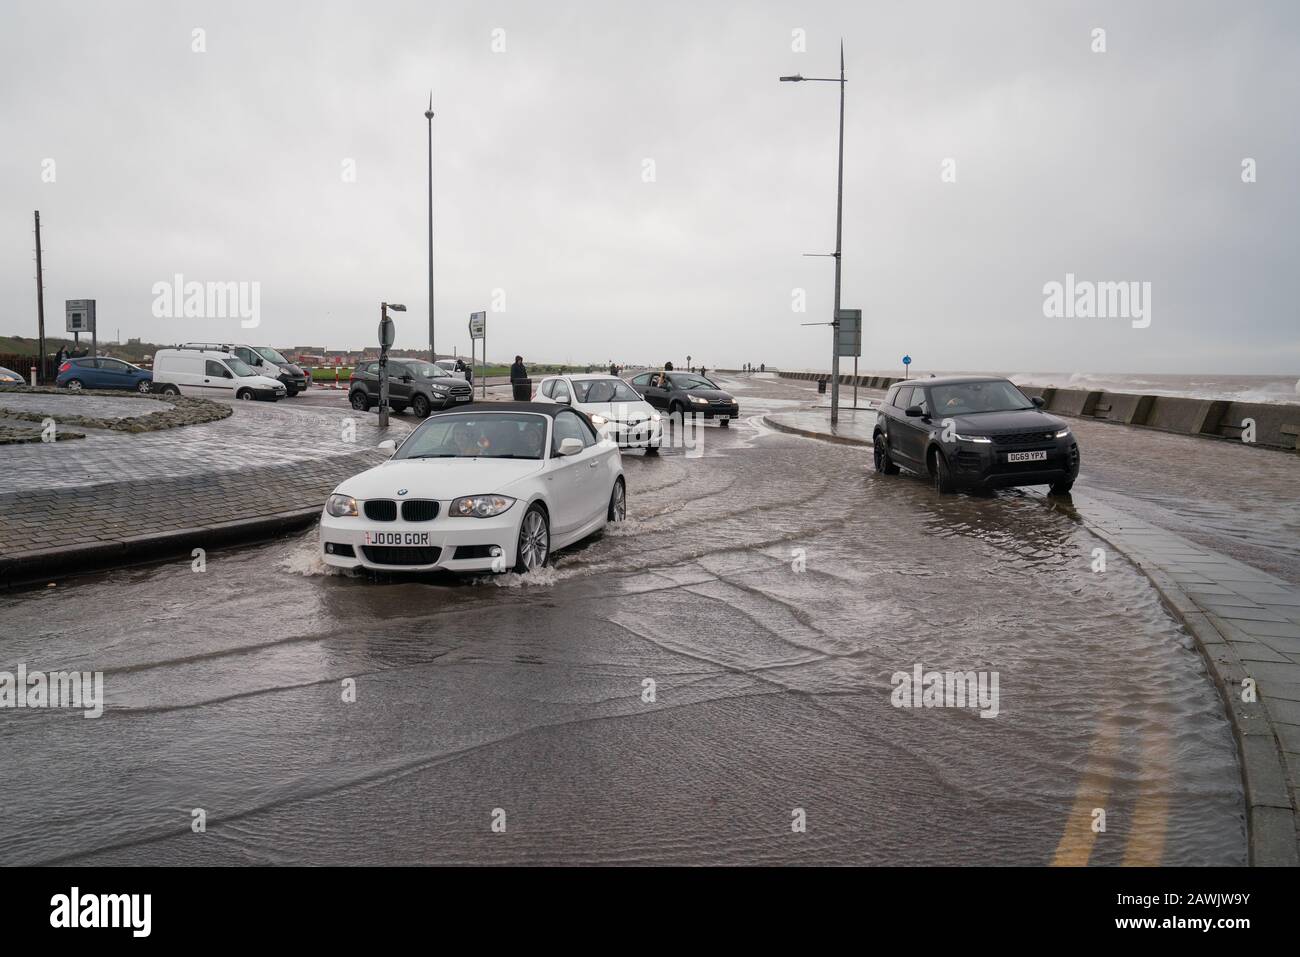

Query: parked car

[56,357,153,393]
[873,376,1080,495]
[0,366,26,386]
[533,373,662,454]
[433,358,468,379]
[349,359,473,417]
[628,370,738,426]
[182,342,308,395]
[151,347,286,401]
[320,403,624,574]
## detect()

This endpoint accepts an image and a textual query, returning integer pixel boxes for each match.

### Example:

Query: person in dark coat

[510,356,528,381]
[664,361,674,372]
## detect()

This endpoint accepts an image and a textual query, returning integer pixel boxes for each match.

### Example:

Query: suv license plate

[1006,450,1047,463]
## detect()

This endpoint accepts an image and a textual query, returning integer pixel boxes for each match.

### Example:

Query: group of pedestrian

[742,362,766,373]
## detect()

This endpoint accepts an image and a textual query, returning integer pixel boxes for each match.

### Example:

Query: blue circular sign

[902,355,912,365]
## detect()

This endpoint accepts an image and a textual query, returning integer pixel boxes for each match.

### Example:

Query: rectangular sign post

[468,311,486,399]
[836,309,862,409]
[66,299,97,362]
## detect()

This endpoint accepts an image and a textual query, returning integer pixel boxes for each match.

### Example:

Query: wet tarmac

[0,374,1258,865]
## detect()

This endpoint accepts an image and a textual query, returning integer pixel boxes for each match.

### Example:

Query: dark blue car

[57,357,153,393]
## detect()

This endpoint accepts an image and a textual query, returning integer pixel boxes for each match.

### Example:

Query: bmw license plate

[365,531,430,546]
[1006,450,1047,463]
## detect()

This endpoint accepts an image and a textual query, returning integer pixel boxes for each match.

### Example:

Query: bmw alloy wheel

[515,507,549,571]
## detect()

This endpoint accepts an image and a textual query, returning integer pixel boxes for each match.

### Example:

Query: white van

[181,342,309,395]
[151,348,287,401]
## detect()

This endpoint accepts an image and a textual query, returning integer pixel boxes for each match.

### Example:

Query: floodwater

[0,375,1250,865]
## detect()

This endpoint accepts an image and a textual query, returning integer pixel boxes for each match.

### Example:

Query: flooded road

[0,375,1248,865]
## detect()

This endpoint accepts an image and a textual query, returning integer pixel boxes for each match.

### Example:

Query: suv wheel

[411,394,431,418]
[1049,479,1074,496]
[931,449,956,494]
[874,434,900,475]
[349,390,371,411]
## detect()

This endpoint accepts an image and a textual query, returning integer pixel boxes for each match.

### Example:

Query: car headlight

[450,495,516,518]
[954,433,992,443]
[689,395,709,405]
[431,383,448,391]
[589,414,609,426]
[325,493,359,517]
[1054,428,1071,438]
[651,413,661,422]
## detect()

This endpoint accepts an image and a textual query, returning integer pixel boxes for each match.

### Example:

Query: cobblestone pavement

[0,397,409,495]
[0,393,175,419]
[0,398,411,565]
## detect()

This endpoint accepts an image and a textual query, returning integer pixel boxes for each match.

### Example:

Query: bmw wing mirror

[558,437,584,456]
[377,439,397,456]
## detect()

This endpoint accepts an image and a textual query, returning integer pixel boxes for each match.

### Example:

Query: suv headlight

[325,493,359,517]
[450,495,516,518]
[953,433,992,444]
[1054,428,1071,438]
[689,395,709,405]
[431,383,448,391]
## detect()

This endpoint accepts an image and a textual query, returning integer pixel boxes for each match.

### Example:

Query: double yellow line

[1051,713,1169,866]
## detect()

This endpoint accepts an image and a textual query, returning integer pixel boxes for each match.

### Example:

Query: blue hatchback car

[57,357,153,393]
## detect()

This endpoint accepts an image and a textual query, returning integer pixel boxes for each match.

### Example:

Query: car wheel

[1049,479,1075,496]
[720,418,730,428]
[607,477,626,522]
[236,388,254,400]
[645,442,660,456]
[514,504,550,573]
[161,385,180,397]
[391,404,408,415]
[136,380,151,394]
[66,379,84,391]
[349,390,370,411]
[931,449,956,494]
[873,434,900,475]
[412,394,431,418]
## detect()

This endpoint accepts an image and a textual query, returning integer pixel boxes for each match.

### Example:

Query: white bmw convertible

[320,403,625,574]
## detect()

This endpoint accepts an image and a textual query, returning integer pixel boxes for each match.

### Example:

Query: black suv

[873,376,1079,495]
[349,359,473,417]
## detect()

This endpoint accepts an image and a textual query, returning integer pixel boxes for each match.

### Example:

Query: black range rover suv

[873,376,1079,495]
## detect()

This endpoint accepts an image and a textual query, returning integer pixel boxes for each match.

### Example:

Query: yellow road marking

[1122,719,1170,866]
[1051,713,1122,866]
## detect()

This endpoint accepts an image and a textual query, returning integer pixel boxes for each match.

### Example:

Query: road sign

[468,311,486,340]
[378,316,395,348]
[903,355,911,366]
[835,308,861,357]
[65,299,96,333]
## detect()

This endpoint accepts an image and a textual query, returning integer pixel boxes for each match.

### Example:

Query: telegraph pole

[34,211,46,385]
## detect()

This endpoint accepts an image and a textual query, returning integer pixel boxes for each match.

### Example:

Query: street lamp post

[424,93,436,363]
[781,41,847,425]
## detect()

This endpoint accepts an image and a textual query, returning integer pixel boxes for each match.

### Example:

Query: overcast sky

[2,0,1297,374]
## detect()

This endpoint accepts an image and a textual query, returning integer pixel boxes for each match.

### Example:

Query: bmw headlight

[1054,428,1071,438]
[689,395,708,405]
[325,493,359,517]
[450,495,517,518]
[954,433,992,443]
